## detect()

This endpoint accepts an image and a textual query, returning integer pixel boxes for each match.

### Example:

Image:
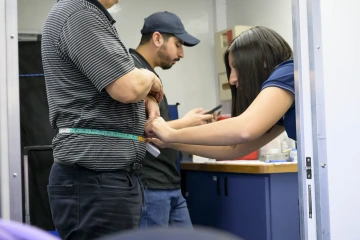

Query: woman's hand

[145,117,177,143]
[145,138,169,148]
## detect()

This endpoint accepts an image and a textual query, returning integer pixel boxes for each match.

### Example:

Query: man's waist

[52,135,146,158]
[141,180,181,190]
[54,159,143,175]
[139,163,181,188]
[58,128,145,142]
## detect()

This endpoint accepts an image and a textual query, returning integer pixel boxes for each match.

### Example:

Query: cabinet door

[183,171,222,228]
[219,173,271,240]
[269,173,300,240]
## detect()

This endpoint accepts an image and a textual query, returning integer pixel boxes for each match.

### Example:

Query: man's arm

[144,95,160,121]
[62,10,164,104]
[105,68,163,103]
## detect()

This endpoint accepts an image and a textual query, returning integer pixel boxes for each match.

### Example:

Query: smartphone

[205,104,222,114]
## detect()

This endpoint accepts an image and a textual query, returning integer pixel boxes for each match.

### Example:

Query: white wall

[17,0,217,117]
[226,0,293,48]
[319,0,360,238]
[213,0,231,115]
[113,0,217,116]
[216,0,293,115]
[17,0,53,34]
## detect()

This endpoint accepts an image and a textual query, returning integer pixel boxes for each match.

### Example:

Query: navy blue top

[261,60,296,140]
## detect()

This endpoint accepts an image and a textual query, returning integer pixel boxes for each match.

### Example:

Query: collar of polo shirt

[85,0,116,24]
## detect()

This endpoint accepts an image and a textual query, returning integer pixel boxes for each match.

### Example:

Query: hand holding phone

[205,104,222,114]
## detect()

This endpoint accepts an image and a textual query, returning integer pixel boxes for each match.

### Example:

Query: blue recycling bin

[168,103,180,120]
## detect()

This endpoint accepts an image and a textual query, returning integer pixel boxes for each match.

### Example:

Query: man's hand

[144,95,160,121]
[149,75,164,103]
[208,111,222,123]
[182,108,214,127]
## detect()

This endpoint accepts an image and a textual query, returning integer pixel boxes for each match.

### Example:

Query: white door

[293,0,360,239]
[0,0,22,221]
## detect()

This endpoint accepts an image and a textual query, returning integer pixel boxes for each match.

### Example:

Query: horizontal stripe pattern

[41,0,146,170]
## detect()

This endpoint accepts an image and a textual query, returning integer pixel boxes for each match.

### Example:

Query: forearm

[169,144,239,159]
[124,68,156,102]
[105,68,155,103]
[168,125,284,159]
[170,116,250,145]
[167,119,189,130]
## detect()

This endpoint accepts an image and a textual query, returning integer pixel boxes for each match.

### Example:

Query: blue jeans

[140,189,192,228]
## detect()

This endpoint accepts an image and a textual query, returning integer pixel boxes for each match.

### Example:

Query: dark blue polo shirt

[129,49,180,189]
[261,60,296,140]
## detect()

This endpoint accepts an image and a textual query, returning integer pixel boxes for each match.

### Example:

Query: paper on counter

[212,160,295,165]
[192,155,210,163]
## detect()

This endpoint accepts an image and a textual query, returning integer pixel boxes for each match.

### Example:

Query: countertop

[180,160,298,174]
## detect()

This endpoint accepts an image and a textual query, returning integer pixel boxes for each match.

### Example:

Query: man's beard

[157,45,180,70]
[108,3,121,15]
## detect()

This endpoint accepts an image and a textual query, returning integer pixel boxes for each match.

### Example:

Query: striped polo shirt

[41,0,146,170]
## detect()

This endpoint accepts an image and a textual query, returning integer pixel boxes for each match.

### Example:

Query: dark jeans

[47,162,143,240]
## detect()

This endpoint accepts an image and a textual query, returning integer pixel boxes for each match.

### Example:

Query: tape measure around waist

[58,128,145,142]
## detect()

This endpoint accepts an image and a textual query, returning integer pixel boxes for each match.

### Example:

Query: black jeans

[47,162,143,240]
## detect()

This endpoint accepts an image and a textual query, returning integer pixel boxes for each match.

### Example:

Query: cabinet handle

[216,177,220,196]
[224,177,228,197]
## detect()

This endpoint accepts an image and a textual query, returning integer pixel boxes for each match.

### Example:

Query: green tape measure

[59,128,145,142]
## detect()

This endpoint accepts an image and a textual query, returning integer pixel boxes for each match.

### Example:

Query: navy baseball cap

[141,11,200,47]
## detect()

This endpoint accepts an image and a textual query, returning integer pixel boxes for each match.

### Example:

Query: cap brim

[174,32,200,47]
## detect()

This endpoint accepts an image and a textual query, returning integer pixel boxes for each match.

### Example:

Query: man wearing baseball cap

[140,11,200,47]
[129,11,213,228]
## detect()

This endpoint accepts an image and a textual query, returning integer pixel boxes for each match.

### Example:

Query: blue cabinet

[182,170,300,240]
[218,174,271,240]
[184,171,222,228]
[267,173,300,240]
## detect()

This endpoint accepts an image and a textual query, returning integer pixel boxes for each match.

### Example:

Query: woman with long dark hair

[146,26,295,159]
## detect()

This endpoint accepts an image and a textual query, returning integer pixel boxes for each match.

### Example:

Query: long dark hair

[224,26,293,117]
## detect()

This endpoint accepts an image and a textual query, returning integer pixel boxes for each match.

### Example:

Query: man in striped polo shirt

[41,0,163,239]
